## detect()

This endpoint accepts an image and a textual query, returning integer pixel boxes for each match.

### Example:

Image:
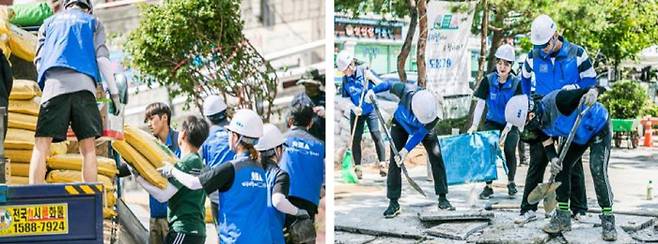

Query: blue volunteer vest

[393,87,432,135]
[37,9,101,89]
[281,129,325,205]
[266,163,287,244]
[541,93,609,145]
[532,40,581,96]
[218,155,271,244]
[201,126,235,168]
[342,65,375,115]
[485,73,520,125]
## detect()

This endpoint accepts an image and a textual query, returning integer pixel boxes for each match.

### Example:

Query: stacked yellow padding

[123,125,178,168]
[8,112,37,130]
[8,97,39,116]
[111,140,168,189]
[46,170,117,219]
[47,154,118,177]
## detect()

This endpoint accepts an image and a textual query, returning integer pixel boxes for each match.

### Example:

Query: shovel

[527,99,592,211]
[370,97,427,197]
[340,80,368,184]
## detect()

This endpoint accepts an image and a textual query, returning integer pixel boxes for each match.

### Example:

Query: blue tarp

[439,130,504,185]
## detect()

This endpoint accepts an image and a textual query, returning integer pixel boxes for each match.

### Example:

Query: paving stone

[335,206,425,239]
[562,225,634,244]
[476,224,550,244]
[334,231,377,244]
[426,221,489,240]
[419,210,495,222]
[629,227,658,242]
[368,237,418,244]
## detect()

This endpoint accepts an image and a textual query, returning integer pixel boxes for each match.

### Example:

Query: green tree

[124,0,278,120]
[599,80,647,119]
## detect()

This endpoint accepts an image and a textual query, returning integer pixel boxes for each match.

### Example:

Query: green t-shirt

[167,152,206,236]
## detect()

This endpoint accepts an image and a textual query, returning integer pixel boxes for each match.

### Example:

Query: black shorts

[35,90,101,142]
[166,232,205,244]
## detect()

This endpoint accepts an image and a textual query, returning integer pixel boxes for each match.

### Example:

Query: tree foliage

[599,80,647,119]
[124,0,278,119]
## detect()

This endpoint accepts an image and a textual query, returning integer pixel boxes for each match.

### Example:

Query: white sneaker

[514,210,538,224]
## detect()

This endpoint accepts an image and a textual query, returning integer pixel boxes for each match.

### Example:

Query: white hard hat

[225,109,263,139]
[504,95,530,132]
[203,95,227,116]
[254,124,286,151]
[336,50,354,72]
[411,90,438,124]
[530,15,557,45]
[495,44,516,62]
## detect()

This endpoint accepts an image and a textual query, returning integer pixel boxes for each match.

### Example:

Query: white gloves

[561,84,580,90]
[295,209,310,219]
[313,106,325,117]
[467,125,478,134]
[394,148,409,167]
[364,90,376,104]
[158,163,176,178]
[351,105,363,116]
[549,157,562,175]
[584,88,599,106]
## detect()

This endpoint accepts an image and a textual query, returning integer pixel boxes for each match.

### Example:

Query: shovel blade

[528,182,562,204]
[341,150,358,184]
[543,191,558,213]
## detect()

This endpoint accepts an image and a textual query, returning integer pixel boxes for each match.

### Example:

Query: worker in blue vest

[504,87,616,241]
[468,44,522,199]
[256,124,311,244]
[337,50,388,178]
[30,0,121,184]
[515,14,596,224]
[144,102,180,244]
[280,95,325,243]
[369,82,455,218]
[199,95,235,225]
[160,109,272,243]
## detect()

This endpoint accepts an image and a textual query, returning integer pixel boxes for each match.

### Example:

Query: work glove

[394,148,409,167]
[158,163,176,178]
[351,105,363,116]
[561,84,580,90]
[364,90,376,104]
[313,106,325,117]
[295,209,310,219]
[110,94,122,116]
[126,164,140,177]
[549,157,562,175]
[467,125,478,134]
[499,124,512,148]
[584,88,599,106]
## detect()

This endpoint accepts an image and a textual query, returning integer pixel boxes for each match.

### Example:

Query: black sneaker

[438,198,456,211]
[479,186,494,199]
[507,183,518,196]
[383,201,401,218]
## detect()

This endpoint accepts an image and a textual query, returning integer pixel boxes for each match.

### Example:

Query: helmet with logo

[62,0,93,11]
[254,124,286,155]
[225,109,263,143]
[336,50,354,72]
[495,44,516,62]
[531,15,557,46]
[504,95,530,132]
[411,90,439,124]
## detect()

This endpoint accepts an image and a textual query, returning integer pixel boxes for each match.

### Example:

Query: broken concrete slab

[418,210,495,222]
[630,227,658,242]
[421,238,469,244]
[619,216,655,232]
[476,225,550,244]
[334,231,377,244]
[367,237,420,244]
[561,226,634,244]
[426,222,489,240]
[335,206,425,239]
